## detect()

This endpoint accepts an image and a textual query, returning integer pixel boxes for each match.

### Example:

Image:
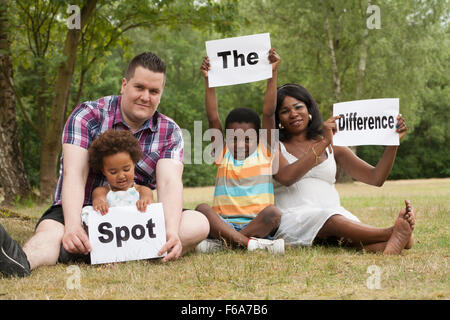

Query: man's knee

[33,219,65,241]
[25,219,64,255]
[181,210,210,240]
[192,210,210,238]
[23,219,65,269]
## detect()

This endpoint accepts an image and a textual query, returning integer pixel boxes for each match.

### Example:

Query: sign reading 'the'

[88,203,166,265]
[205,33,272,88]
[333,98,400,147]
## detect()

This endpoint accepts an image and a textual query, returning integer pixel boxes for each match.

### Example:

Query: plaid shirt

[52,95,184,206]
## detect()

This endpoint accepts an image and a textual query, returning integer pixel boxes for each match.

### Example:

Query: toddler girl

[81,130,153,227]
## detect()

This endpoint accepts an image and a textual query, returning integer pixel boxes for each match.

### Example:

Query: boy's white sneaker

[195,239,224,253]
[247,237,285,255]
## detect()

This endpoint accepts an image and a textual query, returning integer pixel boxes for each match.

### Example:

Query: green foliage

[182,163,217,187]
[388,75,449,179]
[8,0,239,188]
[7,0,450,189]
[357,6,450,180]
[358,79,450,179]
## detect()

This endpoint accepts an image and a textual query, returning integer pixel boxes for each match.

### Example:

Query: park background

[0,0,448,300]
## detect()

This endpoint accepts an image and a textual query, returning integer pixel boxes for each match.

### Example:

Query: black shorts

[36,205,65,229]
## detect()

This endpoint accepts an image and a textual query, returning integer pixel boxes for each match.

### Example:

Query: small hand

[136,197,152,213]
[93,199,109,215]
[268,48,281,71]
[200,56,210,79]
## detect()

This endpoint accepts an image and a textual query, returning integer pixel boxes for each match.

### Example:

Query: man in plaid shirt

[0,52,209,277]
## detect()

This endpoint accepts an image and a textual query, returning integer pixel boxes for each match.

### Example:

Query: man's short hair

[125,52,166,80]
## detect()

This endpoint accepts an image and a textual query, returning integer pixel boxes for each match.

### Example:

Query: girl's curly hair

[88,130,143,173]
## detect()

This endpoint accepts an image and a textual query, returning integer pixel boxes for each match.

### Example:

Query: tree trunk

[0,0,33,205]
[39,0,97,201]
[324,15,353,182]
[324,16,342,102]
[335,146,357,183]
[356,29,368,99]
[337,26,369,183]
[335,27,369,183]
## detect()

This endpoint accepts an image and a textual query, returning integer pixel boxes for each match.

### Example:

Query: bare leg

[195,203,249,247]
[362,236,413,252]
[178,210,210,255]
[362,237,412,253]
[22,219,64,270]
[316,215,393,246]
[240,205,281,238]
[316,200,415,254]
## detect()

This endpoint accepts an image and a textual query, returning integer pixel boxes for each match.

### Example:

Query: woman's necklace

[285,139,312,159]
[296,141,313,156]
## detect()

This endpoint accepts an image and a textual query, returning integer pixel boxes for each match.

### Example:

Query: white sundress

[81,185,140,226]
[274,142,360,246]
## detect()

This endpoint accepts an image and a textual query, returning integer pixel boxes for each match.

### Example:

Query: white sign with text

[333,98,400,146]
[88,203,166,265]
[205,33,272,87]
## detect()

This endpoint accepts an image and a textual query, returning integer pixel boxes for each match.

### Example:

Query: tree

[39,0,98,201]
[9,0,239,199]
[358,16,450,179]
[0,0,32,205]
[123,9,243,186]
[241,0,449,181]
[7,0,98,201]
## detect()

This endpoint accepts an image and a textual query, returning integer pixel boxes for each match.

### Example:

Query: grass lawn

[0,178,448,300]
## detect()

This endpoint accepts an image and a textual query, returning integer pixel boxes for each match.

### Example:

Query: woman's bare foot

[404,200,415,249]
[403,200,415,230]
[384,200,415,255]
[405,234,414,249]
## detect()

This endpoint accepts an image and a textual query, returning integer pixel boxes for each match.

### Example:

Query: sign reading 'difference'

[205,33,272,88]
[88,203,166,265]
[333,98,400,147]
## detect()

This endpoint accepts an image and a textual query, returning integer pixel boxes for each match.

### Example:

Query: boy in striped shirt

[195,49,284,254]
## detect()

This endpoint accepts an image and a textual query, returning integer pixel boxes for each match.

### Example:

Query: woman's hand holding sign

[396,114,408,140]
[318,112,407,150]
[331,113,408,187]
[323,113,407,143]
[322,115,341,146]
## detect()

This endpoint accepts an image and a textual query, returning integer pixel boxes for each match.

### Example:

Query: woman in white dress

[264,83,415,254]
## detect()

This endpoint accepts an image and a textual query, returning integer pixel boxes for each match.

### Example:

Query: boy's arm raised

[201,56,223,135]
[262,48,281,148]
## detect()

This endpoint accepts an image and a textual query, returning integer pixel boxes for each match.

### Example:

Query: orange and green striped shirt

[212,143,274,220]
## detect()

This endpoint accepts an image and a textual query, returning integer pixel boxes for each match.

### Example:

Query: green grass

[0,178,449,299]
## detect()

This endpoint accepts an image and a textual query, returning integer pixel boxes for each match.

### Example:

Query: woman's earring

[279,123,284,129]
[309,114,312,121]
